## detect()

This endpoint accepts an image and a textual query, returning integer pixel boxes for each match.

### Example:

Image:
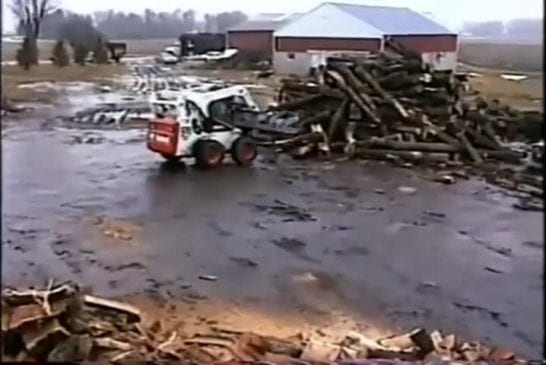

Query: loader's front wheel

[194,140,225,169]
[231,137,257,166]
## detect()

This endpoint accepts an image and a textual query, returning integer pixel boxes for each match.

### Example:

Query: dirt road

[2,90,543,359]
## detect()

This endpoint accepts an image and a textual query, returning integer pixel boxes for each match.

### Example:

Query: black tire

[161,154,181,164]
[231,137,257,166]
[194,140,225,169]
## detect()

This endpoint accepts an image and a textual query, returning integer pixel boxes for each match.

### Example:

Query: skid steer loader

[147,85,259,168]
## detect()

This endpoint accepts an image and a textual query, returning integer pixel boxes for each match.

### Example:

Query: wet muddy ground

[1,83,543,359]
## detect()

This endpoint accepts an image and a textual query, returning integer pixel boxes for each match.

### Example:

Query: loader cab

[202,87,259,127]
[208,95,248,125]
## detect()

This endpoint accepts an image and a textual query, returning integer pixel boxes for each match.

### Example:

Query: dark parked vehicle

[179,33,225,57]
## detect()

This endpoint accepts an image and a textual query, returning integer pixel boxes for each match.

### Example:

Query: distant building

[226,13,301,61]
[272,2,458,75]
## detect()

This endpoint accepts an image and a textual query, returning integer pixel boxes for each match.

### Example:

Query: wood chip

[22,318,70,355]
[199,275,218,282]
[94,337,133,351]
[83,295,141,323]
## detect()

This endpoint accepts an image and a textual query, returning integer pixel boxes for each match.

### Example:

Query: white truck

[159,45,180,65]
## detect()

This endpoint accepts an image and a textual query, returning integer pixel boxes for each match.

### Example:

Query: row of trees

[27,9,100,44]
[10,0,248,70]
[18,37,109,69]
[94,9,246,38]
[15,7,248,40]
[11,0,112,69]
[461,18,542,40]
[49,40,108,67]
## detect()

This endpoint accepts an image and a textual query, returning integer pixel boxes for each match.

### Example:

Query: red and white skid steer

[146,85,259,168]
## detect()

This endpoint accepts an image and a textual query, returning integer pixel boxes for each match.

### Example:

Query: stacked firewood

[269,42,541,165]
[2,283,524,363]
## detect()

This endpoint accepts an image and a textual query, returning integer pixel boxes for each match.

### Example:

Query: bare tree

[10,0,57,38]
[10,0,57,67]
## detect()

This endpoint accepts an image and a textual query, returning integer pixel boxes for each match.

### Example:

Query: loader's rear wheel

[195,140,225,169]
[231,137,257,166]
[161,154,181,164]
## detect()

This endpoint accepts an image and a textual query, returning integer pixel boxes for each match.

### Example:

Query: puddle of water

[17,81,56,91]
[18,81,95,91]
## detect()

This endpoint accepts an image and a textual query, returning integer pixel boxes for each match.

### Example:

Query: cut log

[269,94,325,111]
[329,63,377,112]
[354,64,410,119]
[482,122,502,146]
[457,131,483,163]
[22,318,71,358]
[300,110,332,127]
[83,295,141,323]
[384,39,422,62]
[422,106,453,121]
[465,128,501,150]
[397,124,426,134]
[355,149,450,163]
[466,110,495,126]
[377,71,421,90]
[369,139,459,153]
[391,85,425,98]
[479,149,524,163]
[3,299,72,332]
[429,72,454,88]
[325,70,381,125]
[257,133,323,148]
[94,338,133,351]
[280,81,344,99]
[2,284,76,307]
[328,98,350,143]
[422,122,462,148]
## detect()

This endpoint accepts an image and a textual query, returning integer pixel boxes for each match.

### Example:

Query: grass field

[458,42,543,72]
[2,38,543,72]
[1,39,176,61]
[468,72,542,109]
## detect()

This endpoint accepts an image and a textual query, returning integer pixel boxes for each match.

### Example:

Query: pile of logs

[269,44,541,165]
[1,283,524,363]
[2,283,147,362]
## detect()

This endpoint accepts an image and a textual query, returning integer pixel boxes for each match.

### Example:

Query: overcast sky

[2,0,543,34]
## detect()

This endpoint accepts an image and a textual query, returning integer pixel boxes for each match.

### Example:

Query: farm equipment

[106,42,127,63]
[71,101,152,125]
[147,85,260,168]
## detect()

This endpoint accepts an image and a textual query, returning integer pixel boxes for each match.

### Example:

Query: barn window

[287,53,295,60]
